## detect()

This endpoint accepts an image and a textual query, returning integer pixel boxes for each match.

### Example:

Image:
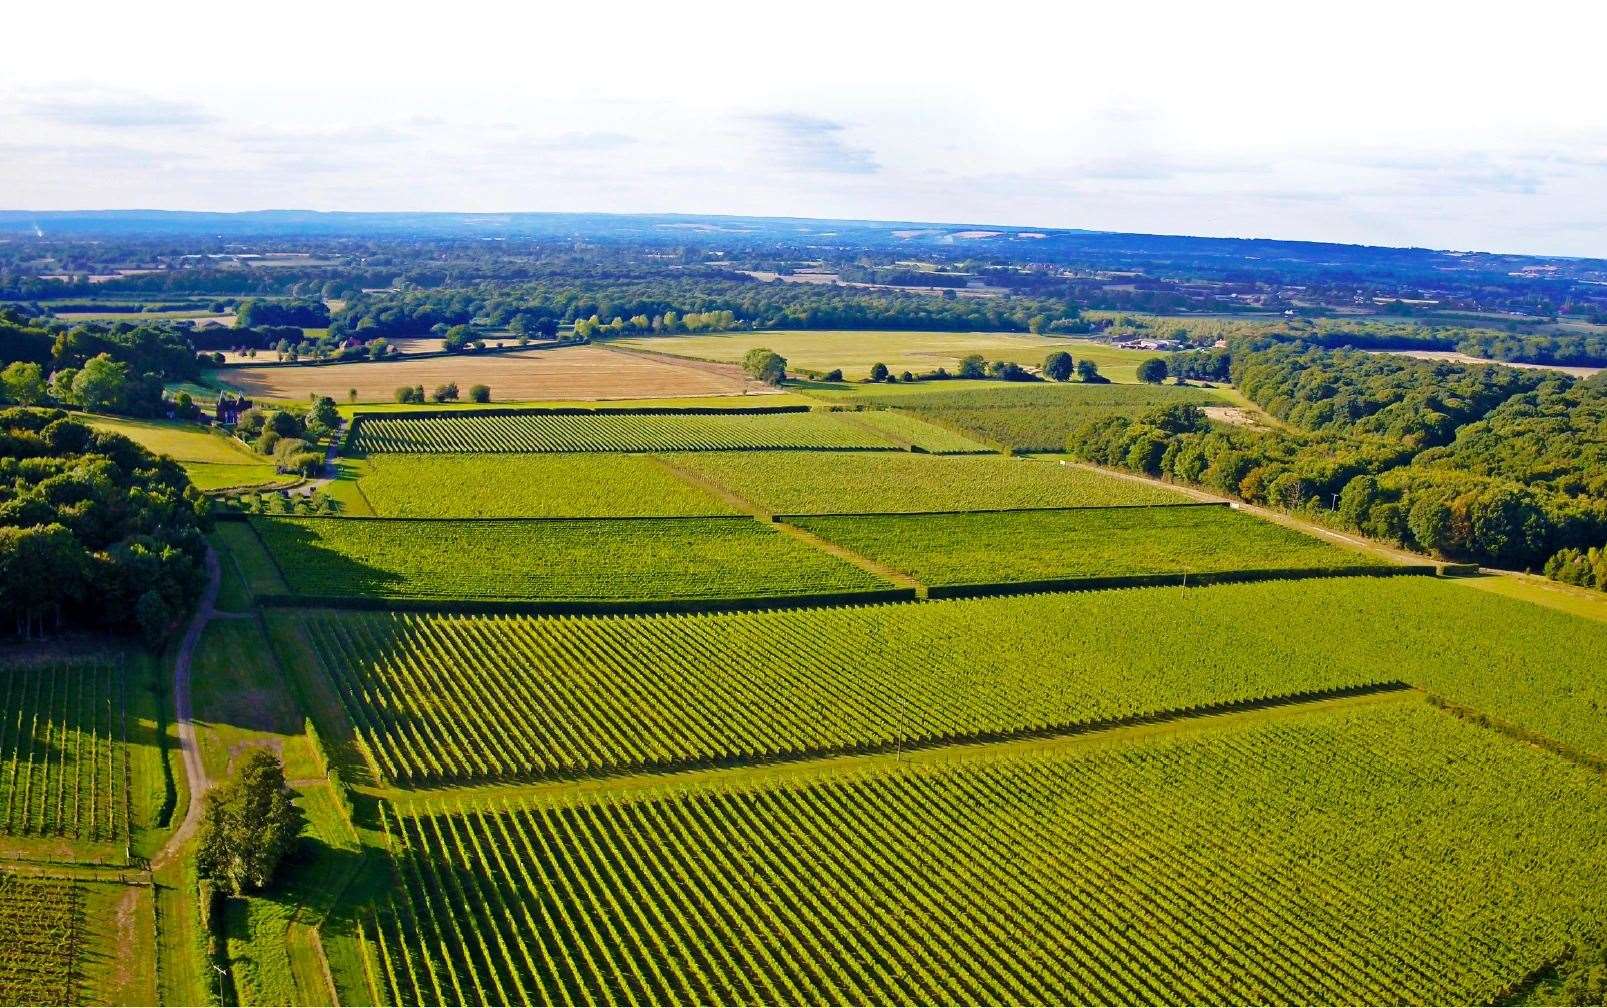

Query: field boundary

[348,402,810,422]
[210,339,559,370]
[773,501,1227,520]
[924,565,1434,599]
[369,680,1414,797]
[254,587,921,617]
[1423,693,1606,773]
[241,512,764,525]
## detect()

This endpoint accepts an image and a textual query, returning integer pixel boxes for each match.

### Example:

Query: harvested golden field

[208,345,774,402]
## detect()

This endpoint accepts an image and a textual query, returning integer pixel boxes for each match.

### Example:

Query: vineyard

[357,454,740,518]
[285,573,1607,787]
[789,505,1375,586]
[0,659,128,843]
[0,874,81,1005]
[671,452,1187,514]
[831,410,993,453]
[250,516,891,602]
[351,411,902,454]
[834,382,1225,451]
[362,701,1607,1006]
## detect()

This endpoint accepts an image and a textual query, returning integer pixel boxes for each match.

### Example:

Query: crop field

[671,452,1189,514]
[612,330,1156,383]
[362,701,1607,1006]
[351,410,900,454]
[816,382,1227,451]
[357,454,740,518]
[0,659,128,842]
[211,345,763,403]
[790,505,1374,586]
[831,409,993,453]
[0,874,82,1005]
[249,515,890,602]
[82,414,260,465]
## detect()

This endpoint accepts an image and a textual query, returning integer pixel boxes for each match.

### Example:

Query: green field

[790,505,1374,586]
[671,452,1188,514]
[286,574,1607,788]
[830,409,993,453]
[83,414,257,464]
[0,659,129,844]
[362,701,1607,1005]
[809,381,1227,451]
[612,330,1157,383]
[351,410,901,454]
[357,454,739,518]
[0,874,84,1003]
[250,515,890,602]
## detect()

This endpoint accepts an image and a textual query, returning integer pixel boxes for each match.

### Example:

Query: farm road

[152,547,221,870]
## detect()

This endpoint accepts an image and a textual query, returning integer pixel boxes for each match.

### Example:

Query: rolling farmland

[820,382,1227,451]
[815,410,991,453]
[357,454,740,518]
[790,505,1376,586]
[670,452,1188,514]
[363,701,1607,1006]
[0,659,128,843]
[351,410,900,454]
[286,575,1607,787]
[249,515,891,602]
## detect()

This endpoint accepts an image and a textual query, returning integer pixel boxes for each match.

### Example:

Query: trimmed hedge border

[253,587,920,617]
[245,513,758,525]
[349,403,810,421]
[210,339,556,370]
[925,565,1437,600]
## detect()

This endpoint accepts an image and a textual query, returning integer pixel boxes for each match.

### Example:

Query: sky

[4,0,1606,257]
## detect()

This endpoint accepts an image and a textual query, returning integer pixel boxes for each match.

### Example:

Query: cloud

[744,112,880,174]
[22,93,219,128]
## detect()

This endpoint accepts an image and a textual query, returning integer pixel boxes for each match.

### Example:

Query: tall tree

[196,751,305,896]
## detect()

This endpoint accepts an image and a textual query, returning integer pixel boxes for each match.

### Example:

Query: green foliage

[70,353,129,412]
[957,353,987,379]
[364,702,1607,1005]
[196,751,305,896]
[1042,350,1074,381]
[1077,358,1104,382]
[1544,546,1607,591]
[1136,356,1169,383]
[0,875,82,1005]
[467,383,491,403]
[251,515,890,601]
[791,505,1370,586]
[741,347,787,384]
[868,361,890,382]
[672,452,1185,514]
[0,408,207,638]
[352,410,901,454]
[830,410,991,453]
[0,362,46,406]
[357,454,740,518]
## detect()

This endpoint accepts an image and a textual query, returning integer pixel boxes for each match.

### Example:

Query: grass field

[211,345,763,402]
[612,331,1158,383]
[790,505,1374,586]
[808,381,1228,451]
[351,410,901,454]
[357,454,740,518]
[82,414,257,465]
[362,700,1607,1005]
[250,515,891,602]
[670,452,1189,514]
[831,409,993,453]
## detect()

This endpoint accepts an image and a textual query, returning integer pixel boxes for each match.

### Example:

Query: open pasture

[612,330,1156,383]
[82,414,257,465]
[816,381,1227,451]
[210,344,764,403]
[790,504,1375,587]
[351,409,899,454]
[363,701,1607,1006]
[249,515,890,602]
[671,452,1188,514]
[357,454,740,518]
[0,658,129,843]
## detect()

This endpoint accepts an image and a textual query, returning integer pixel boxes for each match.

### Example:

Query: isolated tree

[868,362,890,382]
[348,388,358,403]
[1042,351,1074,382]
[468,384,491,403]
[957,354,987,379]
[235,408,267,438]
[266,410,304,438]
[431,382,460,403]
[395,386,414,404]
[1137,357,1170,384]
[195,751,305,896]
[310,396,340,429]
[821,369,844,382]
[741,348,787,384]
[1,362,46,405]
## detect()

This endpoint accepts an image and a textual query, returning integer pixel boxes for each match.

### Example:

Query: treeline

[234,297,328,328]
[0,408,208,640]
[1067,343,1607,576]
